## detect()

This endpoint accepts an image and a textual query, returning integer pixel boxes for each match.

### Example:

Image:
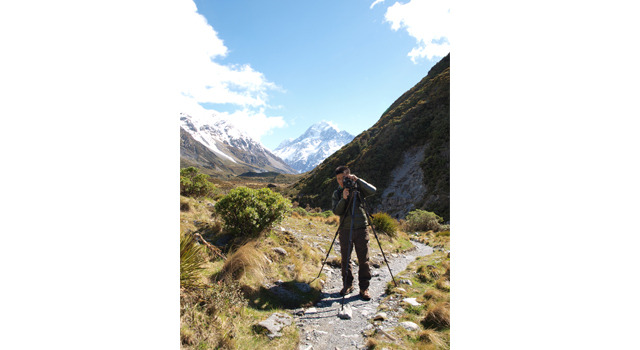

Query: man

[332,165,377,301]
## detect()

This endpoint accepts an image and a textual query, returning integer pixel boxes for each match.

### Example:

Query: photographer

[332,165,377,300]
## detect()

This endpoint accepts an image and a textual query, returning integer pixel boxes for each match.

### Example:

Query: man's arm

[356,178,376,198]
[332,189,347,216]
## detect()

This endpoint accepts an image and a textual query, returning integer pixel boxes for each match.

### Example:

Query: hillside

[180,128,242,176]
[291,54,450,221]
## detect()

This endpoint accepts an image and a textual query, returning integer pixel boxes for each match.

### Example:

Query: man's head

[335,165,350,187]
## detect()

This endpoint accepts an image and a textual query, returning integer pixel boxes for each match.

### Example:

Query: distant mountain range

[273,121,354,173]
[292,54,450,221]
[180,113,295,175]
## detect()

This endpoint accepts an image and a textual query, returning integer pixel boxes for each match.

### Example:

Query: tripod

[310,187,397,309]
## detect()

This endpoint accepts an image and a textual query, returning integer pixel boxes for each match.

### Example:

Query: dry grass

[218,241,268,283]
[180,282,246,349]
[418,329,448,348]
[179,196,218,235]
[435,277,450,291]
[323,216,340,226]
[423,288,446,301]
[421,301,450,329]
[365,337,379,349]
[442,260,450,280]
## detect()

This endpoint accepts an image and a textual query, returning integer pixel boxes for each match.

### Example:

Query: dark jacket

[332,178,377,229]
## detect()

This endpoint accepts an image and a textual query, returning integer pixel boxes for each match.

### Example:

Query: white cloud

[171,1,284,141]
[370,0,385,9]
[384,0,450,62]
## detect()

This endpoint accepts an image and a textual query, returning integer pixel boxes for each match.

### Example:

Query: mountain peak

[313,120,340,131]
[273,121,355,173]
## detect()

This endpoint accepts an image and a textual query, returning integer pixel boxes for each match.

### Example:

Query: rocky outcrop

[375,145,428,218]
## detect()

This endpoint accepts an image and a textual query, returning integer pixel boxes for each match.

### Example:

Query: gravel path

[293,241,433,350]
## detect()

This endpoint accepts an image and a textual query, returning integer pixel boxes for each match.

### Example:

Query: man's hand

[342,188,349,200]
[346,174,359,182]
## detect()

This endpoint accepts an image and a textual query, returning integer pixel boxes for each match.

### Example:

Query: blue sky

[181,0,450,150]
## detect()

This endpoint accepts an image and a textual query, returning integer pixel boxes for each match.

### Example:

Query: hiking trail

[293,240,434,350]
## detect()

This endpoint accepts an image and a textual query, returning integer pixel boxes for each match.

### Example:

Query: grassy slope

[292,54,450,221]
[180,193,417,350]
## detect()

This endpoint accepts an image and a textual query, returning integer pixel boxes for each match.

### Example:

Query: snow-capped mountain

[273,121,355,173]
[180,113,295,174]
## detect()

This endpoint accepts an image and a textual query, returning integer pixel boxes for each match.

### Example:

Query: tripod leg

[309,228,340,284]
[310,194,352,285]
[341,190,358,309]
[358,192,398,287]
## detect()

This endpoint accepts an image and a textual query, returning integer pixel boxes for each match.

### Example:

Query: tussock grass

[423,288,446,301]
[366,337,379,349]
[435,277,450,291]
[418,329,448,348]
[421,301,450,329]
[218,241,268,282]
[323,216,340,226]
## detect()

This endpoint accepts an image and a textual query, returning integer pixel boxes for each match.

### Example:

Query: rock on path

[294,241,433,350]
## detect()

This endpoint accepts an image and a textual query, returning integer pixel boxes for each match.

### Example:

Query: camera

[342,176,357,190]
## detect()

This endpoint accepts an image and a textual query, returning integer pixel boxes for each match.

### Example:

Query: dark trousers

[339,227,371,291]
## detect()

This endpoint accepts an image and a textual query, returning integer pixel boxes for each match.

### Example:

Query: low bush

[371,212,399,237]
[404,209,444,232]
[215,187,291,239]
[291,207,308,217]
[180,167,217,198]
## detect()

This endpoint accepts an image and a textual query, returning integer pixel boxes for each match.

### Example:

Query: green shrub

[321,210,333,218]
[180,232,206,289]
[180,167,217,198]
[308,210,333,218]
[292,207,308,217]
[214,187,291,238]
[404,209,444,232]
[371,212,399,237]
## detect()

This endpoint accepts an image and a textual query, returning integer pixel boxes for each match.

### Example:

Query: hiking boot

[360,289,371,301]
[340,286,354,296]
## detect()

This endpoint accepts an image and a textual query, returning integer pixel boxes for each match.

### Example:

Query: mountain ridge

[180,112,296,175]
